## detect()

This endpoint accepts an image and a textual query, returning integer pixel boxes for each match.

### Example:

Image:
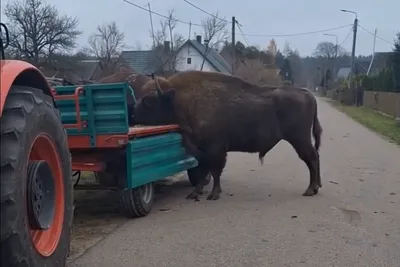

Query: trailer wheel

[0,86,73,267]
[187,169,212,186]
[119,183,154,218]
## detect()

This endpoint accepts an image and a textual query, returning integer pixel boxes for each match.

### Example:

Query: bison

[98,72,152,125]
[133,71,323,201]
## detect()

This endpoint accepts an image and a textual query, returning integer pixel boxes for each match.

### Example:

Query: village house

[120,35,232,76]
[174,35,232,74]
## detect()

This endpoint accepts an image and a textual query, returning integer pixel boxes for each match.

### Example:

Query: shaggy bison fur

[133,71,323,200]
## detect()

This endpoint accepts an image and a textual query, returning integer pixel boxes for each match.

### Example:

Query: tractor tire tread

[0,86,72,267]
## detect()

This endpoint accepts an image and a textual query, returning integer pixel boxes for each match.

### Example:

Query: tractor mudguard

[0,60,52,115]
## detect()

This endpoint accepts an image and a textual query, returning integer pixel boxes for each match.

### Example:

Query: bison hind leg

[287,137,321,196]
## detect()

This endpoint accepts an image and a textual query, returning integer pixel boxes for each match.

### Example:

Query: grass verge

[329,100,400,145]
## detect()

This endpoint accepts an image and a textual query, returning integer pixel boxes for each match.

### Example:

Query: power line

[240,24,352,37]
[235,21,250,46]
[121,0,202,27]
[121,1,353,40]
[182,0,352,38]
[183,0,231,24]
[358,24,394,46]
[339,27,353,47]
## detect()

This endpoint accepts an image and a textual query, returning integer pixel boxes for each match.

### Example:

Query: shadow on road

[69,173,193,261]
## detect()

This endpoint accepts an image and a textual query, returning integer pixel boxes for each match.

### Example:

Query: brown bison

[98,72,152,125]
[133,71,323,201]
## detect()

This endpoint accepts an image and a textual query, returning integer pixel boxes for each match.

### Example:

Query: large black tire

[0,86,73,267]
[120,183,154,218]
[187,169,211,187]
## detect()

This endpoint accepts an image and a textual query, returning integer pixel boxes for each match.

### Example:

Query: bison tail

[312,101,323,151]
[258,153,265,165]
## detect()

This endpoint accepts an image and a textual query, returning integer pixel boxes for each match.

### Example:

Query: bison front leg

[186,165,209,200]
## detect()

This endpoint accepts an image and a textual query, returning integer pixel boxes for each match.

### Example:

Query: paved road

[69,98,400,267]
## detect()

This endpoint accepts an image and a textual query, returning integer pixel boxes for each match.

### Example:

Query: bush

[341,67,396,93]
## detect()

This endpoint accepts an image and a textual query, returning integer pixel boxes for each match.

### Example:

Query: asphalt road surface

[69,98,400,267]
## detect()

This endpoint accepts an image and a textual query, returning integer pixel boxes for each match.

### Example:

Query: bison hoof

[186,191,200,199]
[302,186,319,196]
[207,191,221,200]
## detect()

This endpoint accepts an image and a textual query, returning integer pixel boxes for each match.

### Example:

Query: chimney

[196,35,202,44]
[163,41,170,53]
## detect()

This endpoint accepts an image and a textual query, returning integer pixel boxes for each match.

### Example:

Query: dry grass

[236,59,281,86]
[330,101,400,145]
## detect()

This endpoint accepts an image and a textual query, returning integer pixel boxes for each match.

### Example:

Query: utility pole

[334,35,338,80]
[348,16,358,90]
[231,16,236,75]
[367,28,377,76]
[188,22,192,41]
[148,3,155,48]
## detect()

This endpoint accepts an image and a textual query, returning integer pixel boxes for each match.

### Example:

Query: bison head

[133,88,178,125]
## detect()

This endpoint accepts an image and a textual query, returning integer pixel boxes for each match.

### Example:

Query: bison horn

[151,73,163,96]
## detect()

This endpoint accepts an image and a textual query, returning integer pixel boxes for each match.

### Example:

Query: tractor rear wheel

[0,86,73,267]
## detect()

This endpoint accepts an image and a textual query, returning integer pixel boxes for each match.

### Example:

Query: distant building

[120,50,155,75]
[174,35,232,74]
[120,36,232,76]
[336,52,394,80]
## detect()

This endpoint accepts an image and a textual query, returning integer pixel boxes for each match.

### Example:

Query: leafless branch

[148,9,185,75]
[86,21,125,76]
[200,13,229,70]
[313,41,346,59]
[4,0,81,65]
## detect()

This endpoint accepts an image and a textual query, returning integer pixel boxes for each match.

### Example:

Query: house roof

[77,60,101,80]
[337,67,351,79]
[120,50,155,74]
[178,39,232,74]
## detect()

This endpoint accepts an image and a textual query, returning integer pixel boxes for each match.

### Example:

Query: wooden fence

[363,91,400,118]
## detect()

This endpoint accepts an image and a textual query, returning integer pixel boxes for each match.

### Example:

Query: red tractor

[1,22,73,266]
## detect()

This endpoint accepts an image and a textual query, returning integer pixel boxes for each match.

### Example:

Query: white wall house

[175,35,232,75]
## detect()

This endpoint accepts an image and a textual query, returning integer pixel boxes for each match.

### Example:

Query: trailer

[52,82,198,218]
[0,22,205,267]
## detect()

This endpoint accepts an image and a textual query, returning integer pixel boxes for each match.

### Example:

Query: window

[187,57,192,64]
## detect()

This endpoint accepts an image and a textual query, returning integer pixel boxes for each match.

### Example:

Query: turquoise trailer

[52,82,200,217]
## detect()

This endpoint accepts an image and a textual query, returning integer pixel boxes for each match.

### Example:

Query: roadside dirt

[68,172,188,262]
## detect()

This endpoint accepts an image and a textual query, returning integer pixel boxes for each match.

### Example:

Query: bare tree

[266,39,277,57]
[313,41,346,59]
[200,13,229,70]
[4,0,81,65]
[87,21,125,76]
[149,10,185,75]
[151,20,167,47]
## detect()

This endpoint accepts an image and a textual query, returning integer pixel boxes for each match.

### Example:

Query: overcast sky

[1,0,398,56]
